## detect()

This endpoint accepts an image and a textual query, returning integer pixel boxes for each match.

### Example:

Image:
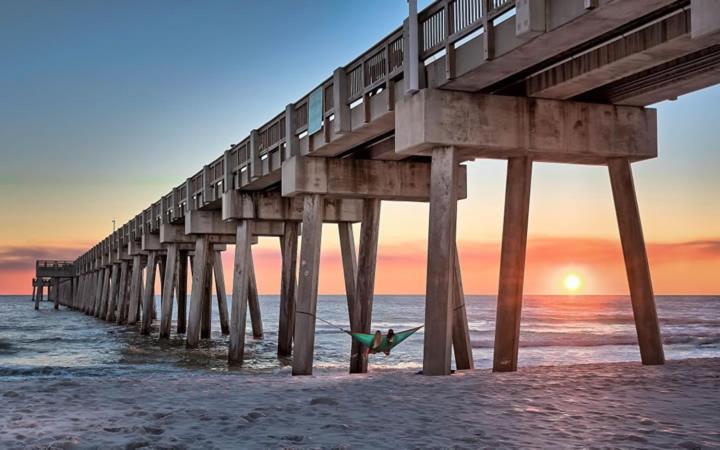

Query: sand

[1,358,719,449]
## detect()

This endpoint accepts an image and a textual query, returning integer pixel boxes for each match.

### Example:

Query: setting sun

[563,273,583,292]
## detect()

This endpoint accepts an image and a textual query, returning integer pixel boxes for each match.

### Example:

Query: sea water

[0,295,718,378]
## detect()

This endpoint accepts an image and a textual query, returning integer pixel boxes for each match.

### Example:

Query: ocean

[0,295,718,379]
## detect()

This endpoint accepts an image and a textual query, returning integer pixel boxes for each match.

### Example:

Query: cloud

[0,245,88,271]
[2,237,719,295]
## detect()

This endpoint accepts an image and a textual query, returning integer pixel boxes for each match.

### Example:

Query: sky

[1,1,718,295]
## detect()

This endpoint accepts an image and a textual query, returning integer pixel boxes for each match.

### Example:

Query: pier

[34,0,720,375]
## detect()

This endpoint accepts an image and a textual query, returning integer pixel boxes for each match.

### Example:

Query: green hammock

[307,313,423,354]
[345,326,423,354]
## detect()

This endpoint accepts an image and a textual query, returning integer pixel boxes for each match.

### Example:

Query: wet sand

[2,358,718,449]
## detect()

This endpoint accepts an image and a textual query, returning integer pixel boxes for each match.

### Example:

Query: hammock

[308,313,423,354]
[345,326,423,354]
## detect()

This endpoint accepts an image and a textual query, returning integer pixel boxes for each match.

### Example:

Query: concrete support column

[452,244,474,370]
[350,199,381,374]
[278,221,299,357]
[90,271,101,316]
[97,268,110,319]
[493,157,533,372]
[187,236,211,348]
[159,244,178,339]
[140,251,158,335]
[127,256,143,325]
[176,251,188,334]
[292,195,324,376]
[229,220,253,365]
[423,147,458,376]
[213,250,230,336]
[116,261,130,324]
[33,281,39,310]
[247,256,263,339]
[106,264,120,321]
[200,253,213,339]
[608,158,665,365]
[53,279,60,309]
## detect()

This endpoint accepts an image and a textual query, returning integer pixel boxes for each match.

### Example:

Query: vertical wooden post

[127,256,143,325]
[200,253,213,339]
[159,244,178,339]
[106,264,120,321]
[452,244,474,370]
[423,147,458,376]
[176,251,188,334]
[213,250,230,335]
[292,195,324,376]
[247,254,263,339]
[350,199,381,374]
[116,261,130,324]
[608,158,664,365]
[187,236,211,348]
[278,221,299,357]
[493,157,533,372]
[229,220,253,365]
[140,252,158,335]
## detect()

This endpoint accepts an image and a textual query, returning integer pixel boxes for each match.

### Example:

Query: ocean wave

[470,333,720,349]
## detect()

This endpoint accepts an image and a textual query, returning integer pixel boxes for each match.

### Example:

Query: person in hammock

[370,329,396,355]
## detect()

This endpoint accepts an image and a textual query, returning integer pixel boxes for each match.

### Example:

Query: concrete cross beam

[142,232,227,252]
[691,0,720,39]
[395,89,657,165]
[222,190,363,223]
[281,156,467,201]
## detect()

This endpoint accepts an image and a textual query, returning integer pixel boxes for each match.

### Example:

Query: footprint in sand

[310,397,339,406]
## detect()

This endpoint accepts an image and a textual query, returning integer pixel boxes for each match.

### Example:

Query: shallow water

[1,295,718,378]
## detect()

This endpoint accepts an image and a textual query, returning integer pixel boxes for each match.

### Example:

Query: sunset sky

[1,1,718,295]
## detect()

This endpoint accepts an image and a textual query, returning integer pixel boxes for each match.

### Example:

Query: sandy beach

[1,357,718,449]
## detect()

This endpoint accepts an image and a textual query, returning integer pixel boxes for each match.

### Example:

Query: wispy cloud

[0,245,87,271]
[2,237,719,295]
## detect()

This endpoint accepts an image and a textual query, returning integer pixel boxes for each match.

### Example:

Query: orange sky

[2,234,718,296]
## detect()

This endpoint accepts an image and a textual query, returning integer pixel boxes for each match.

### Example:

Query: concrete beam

[222,190,364,222]
[281,156,467,201]
[525,10,700,99]
[692,0,720,39]
[142,232,228,252]
[395,89,657,165]
[185,210,236,236]
[127,239,144,256]
[159,224,235,244]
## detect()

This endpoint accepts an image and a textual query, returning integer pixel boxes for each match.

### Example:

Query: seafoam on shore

[2,358,718,449]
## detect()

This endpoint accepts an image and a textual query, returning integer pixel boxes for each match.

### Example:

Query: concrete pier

[34,0,720,375]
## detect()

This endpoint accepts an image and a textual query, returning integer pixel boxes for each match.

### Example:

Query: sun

[563,273,583,292]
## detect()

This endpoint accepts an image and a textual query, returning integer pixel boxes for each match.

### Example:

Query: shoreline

[2,357,718,449]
